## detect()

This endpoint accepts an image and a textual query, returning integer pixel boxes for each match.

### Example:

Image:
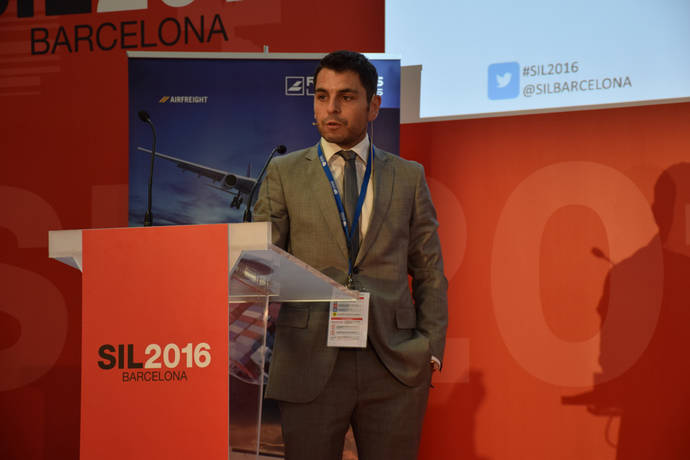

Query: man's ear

[368,95,382,122]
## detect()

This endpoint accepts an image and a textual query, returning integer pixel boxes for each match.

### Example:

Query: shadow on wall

[425,369,489,460]
[563,163,690,459]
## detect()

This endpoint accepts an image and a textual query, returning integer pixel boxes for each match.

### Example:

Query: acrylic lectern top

[48,222,357,303]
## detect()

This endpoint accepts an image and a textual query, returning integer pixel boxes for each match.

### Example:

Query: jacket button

[352,267,360,274]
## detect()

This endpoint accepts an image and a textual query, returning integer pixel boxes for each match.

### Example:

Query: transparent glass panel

[229,246,357,304]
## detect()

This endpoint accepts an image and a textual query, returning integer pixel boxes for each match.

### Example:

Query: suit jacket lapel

[305,144,350,261]
[356,147,393,265]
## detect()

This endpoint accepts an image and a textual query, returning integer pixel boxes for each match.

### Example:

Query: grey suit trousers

[278,346,431,460]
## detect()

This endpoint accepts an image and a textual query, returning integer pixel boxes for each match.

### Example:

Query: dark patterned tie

[337,150,360,261]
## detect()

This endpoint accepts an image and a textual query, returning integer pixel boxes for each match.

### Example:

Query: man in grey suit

[254,50,447,460]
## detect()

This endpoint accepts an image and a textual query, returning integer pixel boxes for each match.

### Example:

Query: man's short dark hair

[314,50,379,102]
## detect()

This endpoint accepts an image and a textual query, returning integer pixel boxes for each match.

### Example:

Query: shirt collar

[320,134,370,164]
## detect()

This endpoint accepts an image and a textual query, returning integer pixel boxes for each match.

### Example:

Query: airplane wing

[138,146,229,182]
[137,146,258,208]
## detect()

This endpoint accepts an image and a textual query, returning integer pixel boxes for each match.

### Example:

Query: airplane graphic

[137,146,256,209]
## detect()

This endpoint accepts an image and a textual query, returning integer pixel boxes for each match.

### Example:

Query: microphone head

[276,145,287,154]
[138,110,151,123]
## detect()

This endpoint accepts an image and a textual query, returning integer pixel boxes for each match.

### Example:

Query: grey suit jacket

[254,143,448,403]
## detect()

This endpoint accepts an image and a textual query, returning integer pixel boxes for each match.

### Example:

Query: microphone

[138,110,157,227]
[138,110,151,123]
[243,144,287,222]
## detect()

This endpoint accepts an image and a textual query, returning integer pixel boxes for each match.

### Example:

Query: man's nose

[327,97,340,113]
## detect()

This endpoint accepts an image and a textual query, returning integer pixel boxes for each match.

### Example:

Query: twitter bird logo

[488,62,520,99]
[496,72,512,88]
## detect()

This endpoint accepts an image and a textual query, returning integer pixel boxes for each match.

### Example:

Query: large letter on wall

[491,161,662,387]
[0,186,68,391]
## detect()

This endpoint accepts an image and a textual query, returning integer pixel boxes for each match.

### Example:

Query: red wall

[0,1,383,458]
[3,0,690,458]
[407,103,690,460]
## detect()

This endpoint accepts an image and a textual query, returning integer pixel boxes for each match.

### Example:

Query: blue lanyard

[317,141,373,281]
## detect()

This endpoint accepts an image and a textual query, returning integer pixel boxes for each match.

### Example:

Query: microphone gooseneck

[243,144,287,222]
[138,110,157,227]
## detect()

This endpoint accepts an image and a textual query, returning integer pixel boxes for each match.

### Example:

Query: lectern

[49,222,356,460]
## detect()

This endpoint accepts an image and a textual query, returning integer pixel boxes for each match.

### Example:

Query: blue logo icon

[488,62,520,100]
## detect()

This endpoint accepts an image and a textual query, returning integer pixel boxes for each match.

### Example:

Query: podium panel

[49,222,356,459]
[81,225,229,460]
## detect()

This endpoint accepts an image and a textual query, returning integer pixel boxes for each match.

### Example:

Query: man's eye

[343,95,353,101]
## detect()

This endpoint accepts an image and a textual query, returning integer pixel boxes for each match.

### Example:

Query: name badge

[327,292,369,348]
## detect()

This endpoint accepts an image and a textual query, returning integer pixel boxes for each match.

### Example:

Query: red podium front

[84,225,228,460]
[49,223,355,460]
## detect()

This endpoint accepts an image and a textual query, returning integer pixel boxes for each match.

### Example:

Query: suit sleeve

[253,159,290,250]
[407,164,448,365]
